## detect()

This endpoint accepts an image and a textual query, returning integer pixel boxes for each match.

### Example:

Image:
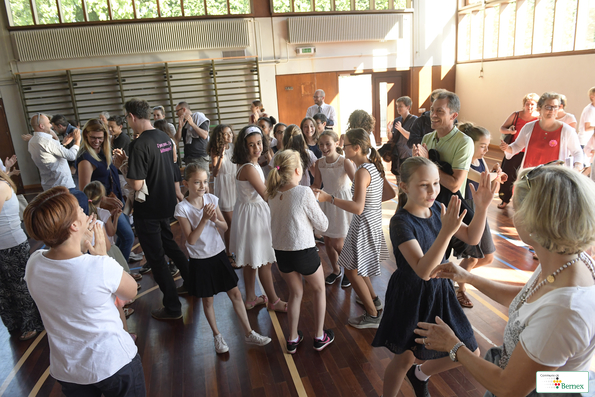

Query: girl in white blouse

[267,150,333,354]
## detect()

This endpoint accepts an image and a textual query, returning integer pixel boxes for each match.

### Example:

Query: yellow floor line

[256,277,307,397]
[0,330,47,397]
[466,290,509,322]
[27,366,50,397]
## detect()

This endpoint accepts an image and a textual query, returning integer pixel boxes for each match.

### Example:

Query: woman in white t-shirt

[413,165,595,397]
[23,186,145,397]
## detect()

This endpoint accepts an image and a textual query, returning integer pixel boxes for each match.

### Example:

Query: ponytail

[345,128,385,178]
[82,181,106,216]
[368,147,385,179]
[397,189,408,210]
[265,150,301,199]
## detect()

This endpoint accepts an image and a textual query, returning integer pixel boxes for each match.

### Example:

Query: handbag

[502,112,519,144]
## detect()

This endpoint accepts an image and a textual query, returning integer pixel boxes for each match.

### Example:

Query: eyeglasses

[543,105,559,111]
[36,112,42,127]
[520,160,565,188]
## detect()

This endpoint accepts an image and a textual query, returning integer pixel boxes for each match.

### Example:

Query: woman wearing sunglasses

[500,92,583,171]
[414,164,595,397]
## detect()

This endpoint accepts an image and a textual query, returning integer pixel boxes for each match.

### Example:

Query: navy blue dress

[372,202,478,360]
[77,151,123,202]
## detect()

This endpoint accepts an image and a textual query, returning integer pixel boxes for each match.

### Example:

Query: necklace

[517,252,595,308]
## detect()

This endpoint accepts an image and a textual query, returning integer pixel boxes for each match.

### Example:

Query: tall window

[458,0,594,62]
[4,0,251,26]
[272,0,410,14]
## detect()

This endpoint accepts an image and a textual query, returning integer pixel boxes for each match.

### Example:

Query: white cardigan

[507,121,584,169]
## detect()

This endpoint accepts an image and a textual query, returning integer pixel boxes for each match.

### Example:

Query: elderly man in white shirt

[306,89,337,128]
[27,113,81,191]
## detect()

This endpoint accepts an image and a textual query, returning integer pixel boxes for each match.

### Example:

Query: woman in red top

[500,92,583,171]
[497,93,539,209]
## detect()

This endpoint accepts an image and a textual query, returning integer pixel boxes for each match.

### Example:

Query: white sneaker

[214,334,229,354]
[245,330,272,346]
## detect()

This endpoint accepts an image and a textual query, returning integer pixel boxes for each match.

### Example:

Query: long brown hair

[345,128,385,178]
[282,125,312,173]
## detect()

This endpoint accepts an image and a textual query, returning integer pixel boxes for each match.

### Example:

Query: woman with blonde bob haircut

[23,186,145,396]
[266,150,333,353]
[414,164,595,397]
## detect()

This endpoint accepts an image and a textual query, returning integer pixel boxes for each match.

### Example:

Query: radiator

[11,19,250,62]
[287,14,404,44]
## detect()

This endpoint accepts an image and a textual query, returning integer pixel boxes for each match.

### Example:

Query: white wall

[0,0,457,186]
[456,53,595,146]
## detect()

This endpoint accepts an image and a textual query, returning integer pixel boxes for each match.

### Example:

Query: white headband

[245,126,262,136]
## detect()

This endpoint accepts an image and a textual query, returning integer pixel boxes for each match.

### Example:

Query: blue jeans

[116,215,134,262]
[58,354,146,397]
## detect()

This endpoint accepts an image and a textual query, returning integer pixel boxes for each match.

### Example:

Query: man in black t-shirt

[174,101,210,170]
[116,99,189,320]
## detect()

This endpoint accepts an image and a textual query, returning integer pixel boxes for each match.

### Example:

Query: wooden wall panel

[275,72,339,127]
[409,65,456,115]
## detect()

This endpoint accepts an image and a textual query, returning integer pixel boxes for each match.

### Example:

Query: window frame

[269,0,411,16]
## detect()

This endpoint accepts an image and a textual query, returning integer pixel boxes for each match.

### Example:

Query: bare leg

[383,351,416,397]
[222,211,233,256]
[243,267,260,303]
[324,237,344,274]
[258,263,286,310]
[345,269,377,316]
[363,276,379,301]
[303,266,326,338]
[202,297,220,336]
[226,287,253,336]
[279,271,304,341]
[117,305,129,332]
[419,347,481,375]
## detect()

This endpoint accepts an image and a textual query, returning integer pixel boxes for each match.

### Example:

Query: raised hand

[469,171,498,210]
[440,195,466,236]
[85,222,107,256]
[5,155,17,169]
[413,143,429,158]
[499,140,510,153]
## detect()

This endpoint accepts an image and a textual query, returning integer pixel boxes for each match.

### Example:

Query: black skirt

[188,250,239,298]
[275,247,320,276]
[372,266,478,360]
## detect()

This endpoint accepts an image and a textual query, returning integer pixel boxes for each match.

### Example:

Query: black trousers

[134,217,189,314]
[58,354,146,397]
[499,152,524,204]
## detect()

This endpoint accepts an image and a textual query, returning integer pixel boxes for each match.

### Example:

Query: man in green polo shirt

[413,91,474,197]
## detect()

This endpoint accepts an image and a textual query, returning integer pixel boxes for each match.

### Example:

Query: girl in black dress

[372,157,496,397]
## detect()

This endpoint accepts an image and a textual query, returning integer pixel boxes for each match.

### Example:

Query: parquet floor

[0,148,589,396]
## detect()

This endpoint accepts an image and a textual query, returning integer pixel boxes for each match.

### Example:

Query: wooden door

[275,72,339,127]
[0,99,24,193]
[372,72,409,143]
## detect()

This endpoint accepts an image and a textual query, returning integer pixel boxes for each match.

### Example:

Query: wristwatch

[449,341,465,362]
[331,195,335,205]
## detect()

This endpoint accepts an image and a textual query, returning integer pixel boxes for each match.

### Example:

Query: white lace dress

[316,156,353,238]
[214,143,237,212]
[229,163,276,269]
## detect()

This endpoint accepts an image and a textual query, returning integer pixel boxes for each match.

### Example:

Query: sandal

[228,253,240,269]
[19,330,38,341]
[130,272,142,281]
[124,308,135,318]
[245,295,268,310]
[457,291,474,308]
[497,201,508,209]
[268,297,288,313]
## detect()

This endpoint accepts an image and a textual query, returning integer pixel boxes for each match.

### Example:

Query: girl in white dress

[230,125,287,312]
[312,130,356,288]
[208,125,237,263]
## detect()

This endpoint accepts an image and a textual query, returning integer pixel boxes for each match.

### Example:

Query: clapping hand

[85,221,107,256]
[201,203,216,224]
[468,171,498,210]
[440,195,466,237]
[413,143,429,158]
[4,155,17,169]
[112,149,128,168]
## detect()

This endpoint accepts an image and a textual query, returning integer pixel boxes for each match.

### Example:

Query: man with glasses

[27,113,81,191]
[306,90,336,129]
[174,101,210,171]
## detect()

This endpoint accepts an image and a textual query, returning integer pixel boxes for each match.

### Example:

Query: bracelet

[331,195,335,205]
[449,341,465,362]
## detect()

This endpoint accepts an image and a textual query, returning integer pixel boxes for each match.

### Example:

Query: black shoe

[325,272,341,285]
[176,284,188,295]
[314,235,325,244]
[139,264,152,274]
[341,274,351,288]
[151,307,183,320]
[313,329,335,351]
[286,330,303,354]
[169,263,180,277]
[405,365,430,397]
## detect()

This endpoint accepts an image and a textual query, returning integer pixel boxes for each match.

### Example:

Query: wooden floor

[0,149,590,396]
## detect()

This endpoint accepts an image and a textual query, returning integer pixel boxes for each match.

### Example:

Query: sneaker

[355,295,383,311]
[245,330,272,346]
[139,264,152,274]
[169,263,180,277]
[313,329,335,351]
[341,274,352,288]
[214,334,229,354]
[286,330,303,354]
[314,235,325,244]
[129,252,144,262]
[151,307,183,320]
[176,284,188,295]
[347,312,381,329]
[325,272,341,285]
[405,365,430,397]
